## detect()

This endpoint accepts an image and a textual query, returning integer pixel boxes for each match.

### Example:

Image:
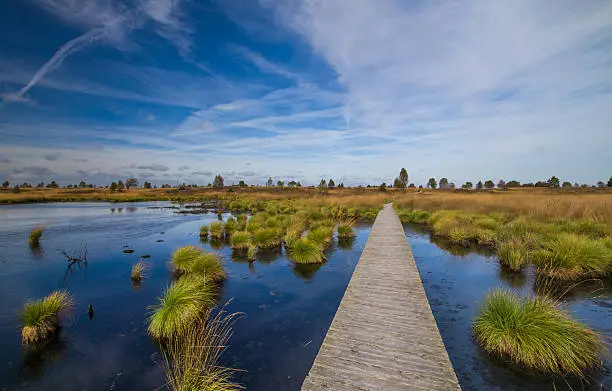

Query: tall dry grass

[394,191,612,233]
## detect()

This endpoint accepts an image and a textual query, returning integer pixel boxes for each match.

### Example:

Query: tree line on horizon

[2,171,612,192]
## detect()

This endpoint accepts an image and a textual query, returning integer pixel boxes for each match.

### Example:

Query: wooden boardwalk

[302,204,461,390]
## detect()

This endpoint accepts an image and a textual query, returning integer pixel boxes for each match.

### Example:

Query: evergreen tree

[266,177,273,187]
[399,168,408,188]
[439,178,449,189]
[427,178,437,189]
[484,180,495,189]
[117,180,125,191]
[110,182,118,192]
[319,179,327,189]
[1,180,8,188]
[607,177,612,187]
[548,176,560,188]
[393,177,403,188]
[125,178,138,189]
[328,179,335,189]
[497,180,506,189]
[476,181,483,190]
[277,180,284,187]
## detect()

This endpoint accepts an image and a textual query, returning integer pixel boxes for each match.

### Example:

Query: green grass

[397,209,431,224]
[247,245,256,262]
[171,246,203,273]
[21,290,73,344]
[147,275,215,340]
[224,218,238,237]
[496,240,529,272]
[473,290,604,379]
[161,308,243,391]
[199,225,209,238]
[131,260,147,282]
[283,229,301,248]
[209,221,225,239]
[252,228,281,248]
[230,231,251,249]
[337,224,355,238]
[29,228,43,248]
[306,226,334,247]
[287,238,325,264]
[190,253,226,282]
[533,234,612,279]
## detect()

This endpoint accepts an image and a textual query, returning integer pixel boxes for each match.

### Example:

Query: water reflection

[498,266,527,288]
[126,206,137,213]
[255,247,282,264]
[20,333,67,379]
[337,236,355,250]
[292,263,324,280]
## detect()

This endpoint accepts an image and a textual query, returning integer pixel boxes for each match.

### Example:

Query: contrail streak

[5,28,106,102]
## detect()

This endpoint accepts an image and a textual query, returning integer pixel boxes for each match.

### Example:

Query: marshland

[0,187,610,390]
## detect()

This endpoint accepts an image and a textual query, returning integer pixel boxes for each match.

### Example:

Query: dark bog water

[405,224,612,391]
[0,202,370,390]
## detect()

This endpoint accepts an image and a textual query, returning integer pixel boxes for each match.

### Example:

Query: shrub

[29,228,43,248]
[209,221,225,239]
[147,276,215,340]
[533,234,612,279]
[288,238,325,264]
[21,291,73,344]
[230,231,250,249]
[252,228,281,248]
[474,290,604,378]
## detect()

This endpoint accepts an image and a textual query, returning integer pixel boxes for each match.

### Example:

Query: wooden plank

[302,204,461,390]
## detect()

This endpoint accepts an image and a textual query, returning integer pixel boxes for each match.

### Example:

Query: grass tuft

[171,246,203,273]
[147,275,215,340]
[224,218,238,237]
[230,231,251,249]
[247,245,256,262]
[473,289,604,379]
[21,290,73,344]
[209,221,225,239]
[337,224,355,238]
[131,260,147,281]
[252,228,281,248]
[199,225,209,238]
[533,234,612,279]
[161,308,243,391]
[287,238,325,264]
[306,226,334,247]
[497,240,529,272]
[190,253,226,282]
[29,228,43,248]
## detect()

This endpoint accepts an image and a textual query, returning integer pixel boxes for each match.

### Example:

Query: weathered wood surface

[302,204,461,390]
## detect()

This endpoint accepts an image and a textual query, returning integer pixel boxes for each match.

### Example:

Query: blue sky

[1,0,611,186]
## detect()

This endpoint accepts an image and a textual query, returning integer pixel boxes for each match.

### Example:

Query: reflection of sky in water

[405,224,612,391]
[0,202,370,390]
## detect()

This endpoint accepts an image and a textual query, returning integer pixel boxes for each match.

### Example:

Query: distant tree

[161,184,171,189]
[117,180,125,191]
[439,178,449,189]
[507,180,521,188]
[497,180,506,189]
[597,181,605,188]
[607,177,612,187]
[408,183,415,188]
[562,181,572,188]
[287,180,297,187]
[319,179,327,189]
[574,182,580,188]
[484,180,495,189]
[12,185,20,193]
[476,181,483,190]
[110,182,118,192]
[143,181,152,189]
[266,177,273,187]
[399,168,408,188]
[125,177,138,189]
[427,178,437,189]
[462,181,473,189]
[379,182,387,192]
[79,180,87,188]
[393,177,402,188]
[213,175,224,189]
[418,185,423,189]
[67,184,73,189]
[1,180,8,188]
[36,182,45,188]
[296,181,301,187]
[178,183,186,191]
[277,180,284,187]
[338,183,345,189]
[535,181,548,187]
[46,180,59,189]
[238,180,247,187]
[522,183,534,187]
[548,176,560,188]
[449,182,456,189]
[328,179,335,189]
